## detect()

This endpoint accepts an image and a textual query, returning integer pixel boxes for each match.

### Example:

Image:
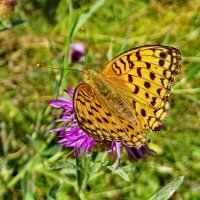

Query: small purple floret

[70,43,85,62]
[153,125,166,131]
[49,86,155,161]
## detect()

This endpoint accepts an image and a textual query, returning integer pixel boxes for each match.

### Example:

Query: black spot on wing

[90,105,98,112]
[95,103,102,108]
[96,117,102,123]
[144,81,151,88]
[145,92,149,98]
[145,62,151,69]
[76,98,85,105]
[87,119,93,125]
[80,116,86,123]
[127,54,135,69]
[128,74,133,83]
[141,109,146,117]
[159,59,165,66]
[159,51,167,58]
[103,117,109,124]
[128,124,135,130]
[132,100,136,109]
[133,85,139,94]
[88,110,93,116]
[120,58,126,71]
[113,62,122,75]
[136,51,142,61]
[150,97,157,106]
[137,68,142,77]
[150,72,155,80]
[157,88,162,96]
[105,112,112,116]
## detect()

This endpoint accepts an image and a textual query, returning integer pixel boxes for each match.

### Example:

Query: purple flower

[70,43,85,62]
[0,0,18,15]
[153,125,166,132]
[49,86,155,161]
[0,0,18,4]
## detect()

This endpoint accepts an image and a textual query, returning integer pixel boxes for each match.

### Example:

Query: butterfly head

[82,69,99,84]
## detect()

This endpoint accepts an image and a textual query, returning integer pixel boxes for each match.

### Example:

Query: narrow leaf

[149,176,184,200]
[108,165,130,182]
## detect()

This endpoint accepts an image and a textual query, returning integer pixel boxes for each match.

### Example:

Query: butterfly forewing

[102,45,181,130]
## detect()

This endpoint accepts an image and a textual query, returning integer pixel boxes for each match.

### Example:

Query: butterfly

[73,45,181,148]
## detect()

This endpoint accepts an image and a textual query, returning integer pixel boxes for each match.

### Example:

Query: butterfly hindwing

[73,83,148,147]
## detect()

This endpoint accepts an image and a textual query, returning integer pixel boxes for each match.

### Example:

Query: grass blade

[149,176,184,200]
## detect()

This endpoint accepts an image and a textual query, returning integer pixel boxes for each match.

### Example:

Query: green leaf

[108,165,130,182]
[149,176,184,200]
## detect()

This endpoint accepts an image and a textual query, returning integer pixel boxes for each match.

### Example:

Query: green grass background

[0,0,200,199]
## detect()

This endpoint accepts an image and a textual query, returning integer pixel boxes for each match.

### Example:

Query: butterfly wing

[102,45,181,130]
[73,83,148,147]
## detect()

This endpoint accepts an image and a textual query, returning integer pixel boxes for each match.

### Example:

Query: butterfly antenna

[36,64,83,73]
[36,28,88,74]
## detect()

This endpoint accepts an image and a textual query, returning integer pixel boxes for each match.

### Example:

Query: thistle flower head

[49,86,155,161]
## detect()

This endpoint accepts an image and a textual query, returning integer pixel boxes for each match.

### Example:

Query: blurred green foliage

[0,0,200,199]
